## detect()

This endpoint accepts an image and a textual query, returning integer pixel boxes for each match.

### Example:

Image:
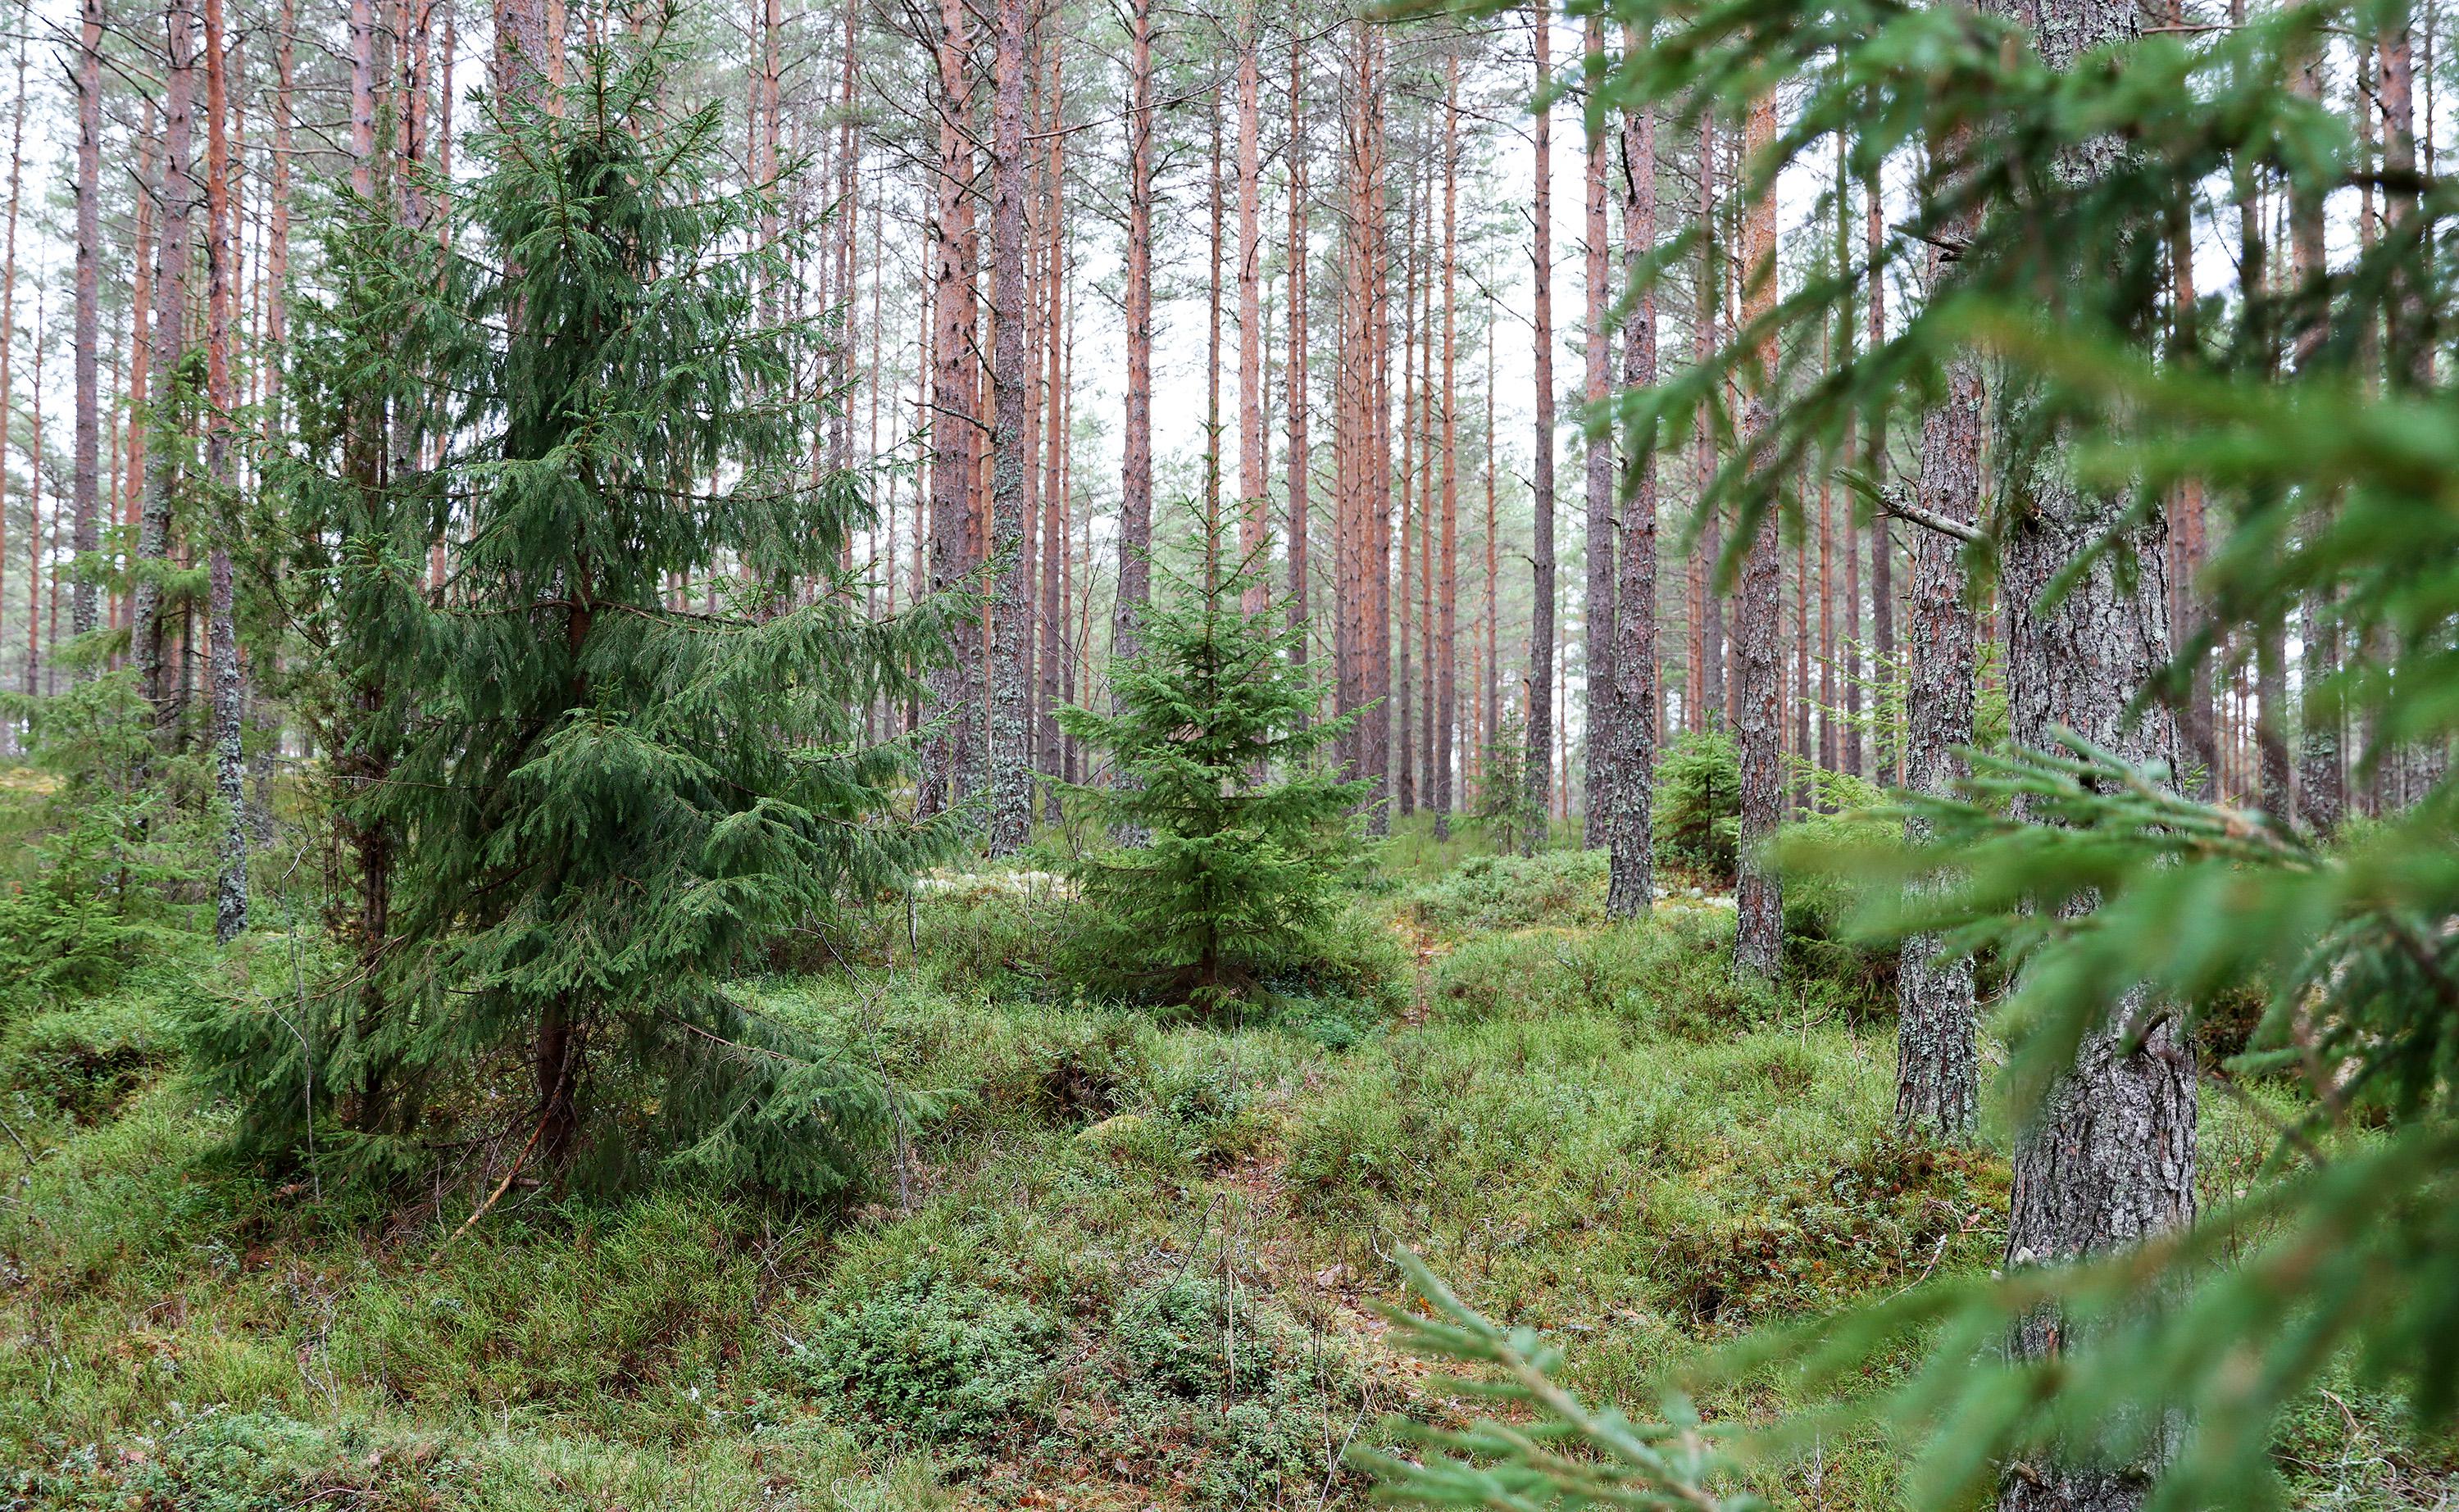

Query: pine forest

[0,0,2455,1504]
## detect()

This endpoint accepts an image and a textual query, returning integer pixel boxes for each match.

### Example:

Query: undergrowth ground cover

[0,816,2439,1510]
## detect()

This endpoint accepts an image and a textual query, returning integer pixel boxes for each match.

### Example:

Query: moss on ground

[0,828,2439,1510]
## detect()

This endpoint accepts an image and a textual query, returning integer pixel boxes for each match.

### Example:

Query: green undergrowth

[0,838,2437,1510]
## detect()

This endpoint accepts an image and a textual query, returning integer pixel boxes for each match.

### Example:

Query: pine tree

[202,37,954,1201]
[1057,515,1366,1010]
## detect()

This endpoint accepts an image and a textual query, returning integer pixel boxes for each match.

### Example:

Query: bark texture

[135,0,201,731]
[1898,312,1981,1143]
[922,0,978,815]
[983,0,1034,853]
[70,0,102,650]
[204,0,247,939]
[1115,0,1154,669]
[1605,84,1657,920]
[1525,15,1557,847]
[1579,15,1616,847]
[1998,7,2198,1505]
[1730,87,1782,980]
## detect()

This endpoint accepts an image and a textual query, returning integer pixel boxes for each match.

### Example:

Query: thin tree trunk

[1837,127,1860,779]
[1866,159,1893,779]
[1115,0,1154,670]
[1286,38,1311,704]
[1694,108,1721,730]
[1435,58,1459,837]
[204,0,247,939]
[1484,276,1499,770]
[70,0,104,656]
[0,38,20,739]
[1236,1,1266,612]
[1397,172,1419,817]
[1362,29,1391,833]
[983,0,1034,854]
[1525,12,1557,850]
[1731,82,1784,979]
[2288,36,2341,833]
[1580,13,1616,846]
[1039,47,1068,820]
[136,0,201,734]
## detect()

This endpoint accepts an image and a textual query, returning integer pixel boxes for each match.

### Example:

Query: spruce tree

[1057,520,1366,1009]
[1467,713,1545,858]
[199,39,955,1201]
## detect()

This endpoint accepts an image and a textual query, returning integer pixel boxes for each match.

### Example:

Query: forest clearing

[1,0,2456,1505]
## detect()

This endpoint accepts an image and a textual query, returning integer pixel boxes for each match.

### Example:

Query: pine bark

[2287,39,2341,834]
[1525,14,1557,848]
[70,0,103,652]
[1038,48,1068,820]
[1997,4,2197,1505]
[136,0,201,733]
[1731,85,1783,979]
[204,0,247,939]
[1434,60,1459,836]
[1866,164,1893,777]
[1580,14,1616,846]
[1286,39,1311,701]
[1693,110,1722,729]
[0,41,21,725]
[1605,79,1657,919]
[983,0,1034,854]
[1235,3,1266,613]
[1115,0,1155,668]
[923,0,980,814]
[1898,219,1982,1144]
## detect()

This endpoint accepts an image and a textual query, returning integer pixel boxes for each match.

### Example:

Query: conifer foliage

[1057,521,1366,1008]
[198,40,954,1201]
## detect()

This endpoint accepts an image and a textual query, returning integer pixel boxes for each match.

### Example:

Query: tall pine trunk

[923,0,979,815]
[1285,39,1311,706]
[1115,0,1154,668]
[1235,2,1266,615]
[1525,12,1557,851]
[1731,84,1783,979]
[1434,60,1459,837]
[1605,73,1657,919]
[1997,6,2196,1507]
[983,0,1034,854]
[1897,175,1983,1143]
[135,0,200,736]
[204,0,247,939]
[70,0,103,655]
[1579,14,1616,846]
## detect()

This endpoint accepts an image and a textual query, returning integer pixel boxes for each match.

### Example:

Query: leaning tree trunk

[1998,3,2197,1505]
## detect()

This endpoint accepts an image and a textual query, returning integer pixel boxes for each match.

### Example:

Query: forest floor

[1,821,2448,1510]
